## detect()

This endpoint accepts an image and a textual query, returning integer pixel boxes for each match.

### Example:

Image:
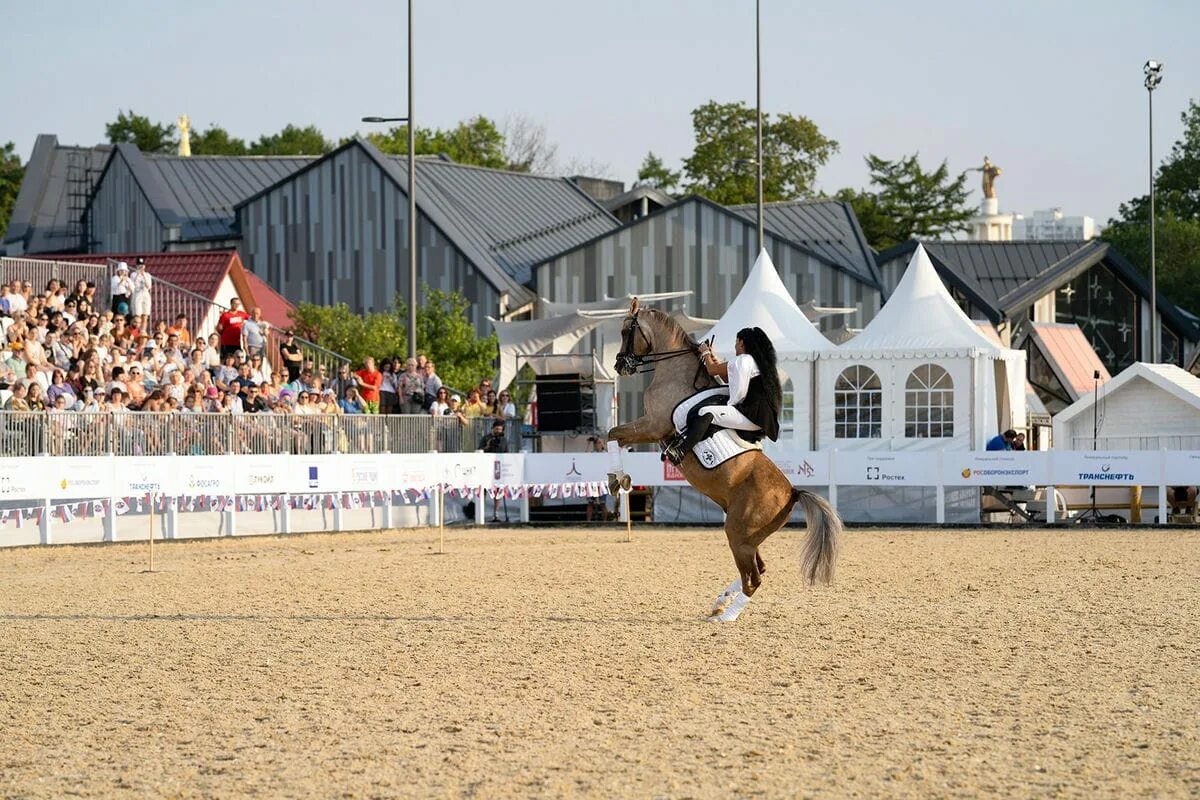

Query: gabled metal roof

[387,153,620,287]
[143,153,315,240]
[875,239,1199,340]
[2,134,111,254]
[729,199,879,286]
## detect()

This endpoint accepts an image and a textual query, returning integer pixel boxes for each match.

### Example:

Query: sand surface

[2,525,1198,799]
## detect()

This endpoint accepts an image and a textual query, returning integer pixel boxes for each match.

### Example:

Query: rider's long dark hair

[737,326,782,413]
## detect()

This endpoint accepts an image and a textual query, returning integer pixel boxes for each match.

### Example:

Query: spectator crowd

[0,265,519,453]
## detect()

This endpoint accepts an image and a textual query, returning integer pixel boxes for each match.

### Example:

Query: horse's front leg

[608,416,672,446]
[604,416,673,494]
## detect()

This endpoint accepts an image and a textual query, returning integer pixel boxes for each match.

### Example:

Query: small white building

[1014,208,1097,241]
[1053,362,1200,450]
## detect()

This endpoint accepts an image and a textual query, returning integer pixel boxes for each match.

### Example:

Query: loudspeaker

[536,373,583,431]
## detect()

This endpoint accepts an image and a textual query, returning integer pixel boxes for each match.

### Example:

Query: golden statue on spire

[177,115,191,157]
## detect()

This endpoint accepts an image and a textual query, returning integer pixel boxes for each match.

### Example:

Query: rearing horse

[607,299,840,620]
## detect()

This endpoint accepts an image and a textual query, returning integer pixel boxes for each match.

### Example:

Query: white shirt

[726,353,760,406]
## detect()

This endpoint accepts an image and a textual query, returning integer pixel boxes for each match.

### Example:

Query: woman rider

[665,326,782,463]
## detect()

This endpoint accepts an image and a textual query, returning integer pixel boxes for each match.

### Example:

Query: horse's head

[615,297,650,376]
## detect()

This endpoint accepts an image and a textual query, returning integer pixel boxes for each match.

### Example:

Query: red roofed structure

[49,250,295,332]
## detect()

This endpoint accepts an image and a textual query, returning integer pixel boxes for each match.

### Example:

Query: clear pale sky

[3,0,1196,224]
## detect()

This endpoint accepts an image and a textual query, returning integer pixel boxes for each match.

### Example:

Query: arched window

[834,366,882,438]
[905,364,954,438]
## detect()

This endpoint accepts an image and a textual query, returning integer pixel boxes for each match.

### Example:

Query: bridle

[614,310,700,376]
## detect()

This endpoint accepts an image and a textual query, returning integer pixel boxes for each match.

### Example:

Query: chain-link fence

[0,412,522,457]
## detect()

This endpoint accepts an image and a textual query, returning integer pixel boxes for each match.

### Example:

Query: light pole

[1145,59,1163,362]
[362,1,417,360]
[755,0,763,253]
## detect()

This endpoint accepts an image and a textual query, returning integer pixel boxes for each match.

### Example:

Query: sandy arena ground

[2,525,1198,799]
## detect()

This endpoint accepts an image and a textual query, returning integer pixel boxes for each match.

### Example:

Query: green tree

[0,142,24,241]
[289,288,497,390]
[636,151,680,193]
[367,116,508,169]
[105,110,178,153]
[250,124,333,156]
[1104,97,1200,317]
[835,153,974,251]
[682,100,838,205]
[189,124,249,156]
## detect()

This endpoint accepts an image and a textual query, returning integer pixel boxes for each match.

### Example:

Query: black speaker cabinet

[536,373,583,431]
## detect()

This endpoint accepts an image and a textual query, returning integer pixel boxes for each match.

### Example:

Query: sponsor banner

[1164,451,1200,485]
[522,453,610,485]
[394,455,435,489]
[116,457,179,496]
[944,452,1048,486]
[768,450,832,486]
[491,454,525,488]
[347,457,386,490]
[434,453,493,487]
[43,457,114,498]
[237,455,290,493]
[288,456,349,494]
[1053,451,1160,486]
[179,456,235,495]
[0,459,36,497]
[833,451,939,486]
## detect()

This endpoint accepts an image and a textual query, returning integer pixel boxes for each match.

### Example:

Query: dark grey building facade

[234,138,620,331]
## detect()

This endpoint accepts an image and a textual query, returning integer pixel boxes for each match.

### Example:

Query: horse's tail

[792,488,841,585]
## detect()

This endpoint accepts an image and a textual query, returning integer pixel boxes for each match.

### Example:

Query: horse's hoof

[707,578,748,621]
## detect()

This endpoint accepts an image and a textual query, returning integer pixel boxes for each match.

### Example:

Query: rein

[615,310,713,390]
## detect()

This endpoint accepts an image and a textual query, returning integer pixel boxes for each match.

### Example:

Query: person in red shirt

[354,356,383,414]
[216,298,249,360]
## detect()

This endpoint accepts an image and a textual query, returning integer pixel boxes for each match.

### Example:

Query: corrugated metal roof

[1029,322,1111,400]
[729,199,877,284]
[384,153,621,287]
[2,135,111,254]
[144,154,316,240]
[914,240,1085,309]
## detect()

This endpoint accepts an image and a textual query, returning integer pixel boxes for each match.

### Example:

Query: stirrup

[661,433,687,466]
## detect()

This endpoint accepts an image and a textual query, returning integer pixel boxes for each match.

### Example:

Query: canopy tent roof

[833,244,1016,360]
[1054,362,1200,429]
[540,290,692,318]
[703,249,834,360]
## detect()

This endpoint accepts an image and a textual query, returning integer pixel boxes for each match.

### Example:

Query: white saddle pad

[692,429,762,470]
[672,387,730,433]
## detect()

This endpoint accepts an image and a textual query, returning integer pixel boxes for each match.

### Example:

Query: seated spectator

[4,380,29,410]
[47,369,76,407]
[339,385,366,414]
[1170,486,1197,516]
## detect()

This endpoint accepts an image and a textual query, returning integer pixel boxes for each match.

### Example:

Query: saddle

[662,388,763,468]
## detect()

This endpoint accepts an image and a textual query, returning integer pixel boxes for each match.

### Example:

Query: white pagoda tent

[816,244,1026,450]
[703,249,835,448]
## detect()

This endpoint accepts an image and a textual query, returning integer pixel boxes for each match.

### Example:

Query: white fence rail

[1,449,1198,547]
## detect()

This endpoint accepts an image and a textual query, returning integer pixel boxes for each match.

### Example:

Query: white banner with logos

[833,451,940,486]
[523,453,612,485]
[942,451,1049,486]
[1051,451,1162,486]
[45,457,115,498]
[237,455,290,494]
[178,456,236,496]
[115,457,180,496]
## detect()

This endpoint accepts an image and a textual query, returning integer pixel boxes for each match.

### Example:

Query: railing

[0,412,522,457]
[0,257,111,309]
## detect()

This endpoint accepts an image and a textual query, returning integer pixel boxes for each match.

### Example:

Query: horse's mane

[641,307,700,351]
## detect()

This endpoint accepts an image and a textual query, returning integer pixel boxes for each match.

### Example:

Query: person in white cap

[110,262,132,316]
[130,258,153,319]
